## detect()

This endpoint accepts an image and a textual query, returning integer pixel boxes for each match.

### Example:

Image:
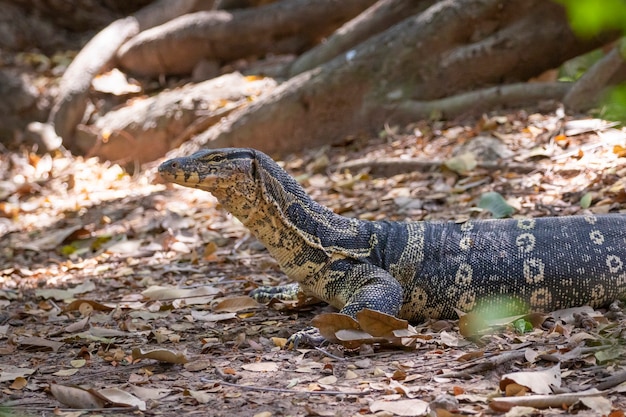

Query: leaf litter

[1,111,626,416]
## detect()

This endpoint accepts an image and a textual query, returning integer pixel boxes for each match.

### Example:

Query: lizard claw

[286,326,326,349]
[249,283,301,302]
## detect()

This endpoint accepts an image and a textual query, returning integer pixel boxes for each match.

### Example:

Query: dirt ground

[1,111,626,416]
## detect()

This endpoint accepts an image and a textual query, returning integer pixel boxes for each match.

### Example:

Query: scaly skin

[159,148,626,345]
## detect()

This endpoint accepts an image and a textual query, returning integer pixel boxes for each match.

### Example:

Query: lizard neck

[214,152,369,281]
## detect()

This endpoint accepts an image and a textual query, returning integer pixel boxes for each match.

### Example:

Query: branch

[387,82,571,121]
[563,39,626,112]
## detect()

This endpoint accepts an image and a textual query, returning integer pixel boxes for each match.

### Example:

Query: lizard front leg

[287,262,404,347]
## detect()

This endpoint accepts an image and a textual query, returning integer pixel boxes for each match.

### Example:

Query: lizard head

[158,148,258,194]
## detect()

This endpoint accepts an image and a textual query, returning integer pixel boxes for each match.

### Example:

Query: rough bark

[0,70,48,144]
[0,1,73,52]
[10,0,154,32]
[116,0,377,77]
[564,40,626,112]
[74,73,276,166]
[49,0,203,150]
[388,82,572,121]
[171,0,614,158]
[288,0,436,77]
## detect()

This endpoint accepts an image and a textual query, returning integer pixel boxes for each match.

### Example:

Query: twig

[334,157,570,178]
[314,346,347,361]
[438,350,527,379]
[0,404,138,413]
[200,377,369,396]
[490,389,608,411]
[596,369,626,391]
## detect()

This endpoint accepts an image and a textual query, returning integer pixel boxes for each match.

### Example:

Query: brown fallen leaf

[312,312,360,344]
[499,364,561,395]
[63,316,90,333]
[190,311,237,322]
[142,285,220,305]
[0,366,36,383]
[356,308,409,337]
[128,385,172,401]
[35,281,96,301]
[50,383,106,409]
[9,376,27,390]
[132,347,188,364]
[370,399,429,416]
[17,336,64,352]
[241,362,279,372]
[64,299,114,312]
[186,389,212,404]
[17,224,85,251]
[213,296,260,312]
[97,387,146,411]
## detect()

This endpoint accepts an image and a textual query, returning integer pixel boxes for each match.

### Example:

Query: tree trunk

[172,0,614,158]
[116,0,377,77]
[288,0,436,76]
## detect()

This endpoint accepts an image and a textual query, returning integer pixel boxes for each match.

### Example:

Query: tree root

[387,82,571,122]
[49,0,202,146]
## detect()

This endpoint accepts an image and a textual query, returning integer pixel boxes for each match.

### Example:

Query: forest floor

[1,110,626,416]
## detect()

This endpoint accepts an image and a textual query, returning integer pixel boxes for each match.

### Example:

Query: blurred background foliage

[558,0,626,121]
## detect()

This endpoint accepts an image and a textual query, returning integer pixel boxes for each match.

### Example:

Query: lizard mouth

[158,159,218,190]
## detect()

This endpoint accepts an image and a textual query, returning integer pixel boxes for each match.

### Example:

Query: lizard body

[159,148,626,342]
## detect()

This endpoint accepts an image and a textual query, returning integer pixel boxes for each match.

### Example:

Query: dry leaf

[444,152,477,175]
[190,311,237,322]
[439,331,470,347]
[312,313,360,343]
[579,396,612,415]
[0,366,36,382]
[53,369,79,377]
[9,376,27,390]
[92,69,142,95]
[213,296,260,312]
[17,336,64,352]
[187,389,212,404]
[356,308,409,337]
[241,362,278,372]
[97,387,146,411]
[132,348,188,364]
[128,385,171,401]
[370,399,429,416]
[35,281,96,301]
[500,364,560,394]
[50,383,106,409]
[17,224,84,251]
[142,285,220,302]
[64,316,90,333]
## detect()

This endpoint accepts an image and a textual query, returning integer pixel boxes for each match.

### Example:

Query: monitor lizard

[159,148,626,346]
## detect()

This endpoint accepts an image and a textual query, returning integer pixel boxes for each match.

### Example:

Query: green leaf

[477,192,515,218]
[594,346,623,363]
[513,318,533,334]
[444,152,477,175]
[557,0,626,37]
[580,192,593,209]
